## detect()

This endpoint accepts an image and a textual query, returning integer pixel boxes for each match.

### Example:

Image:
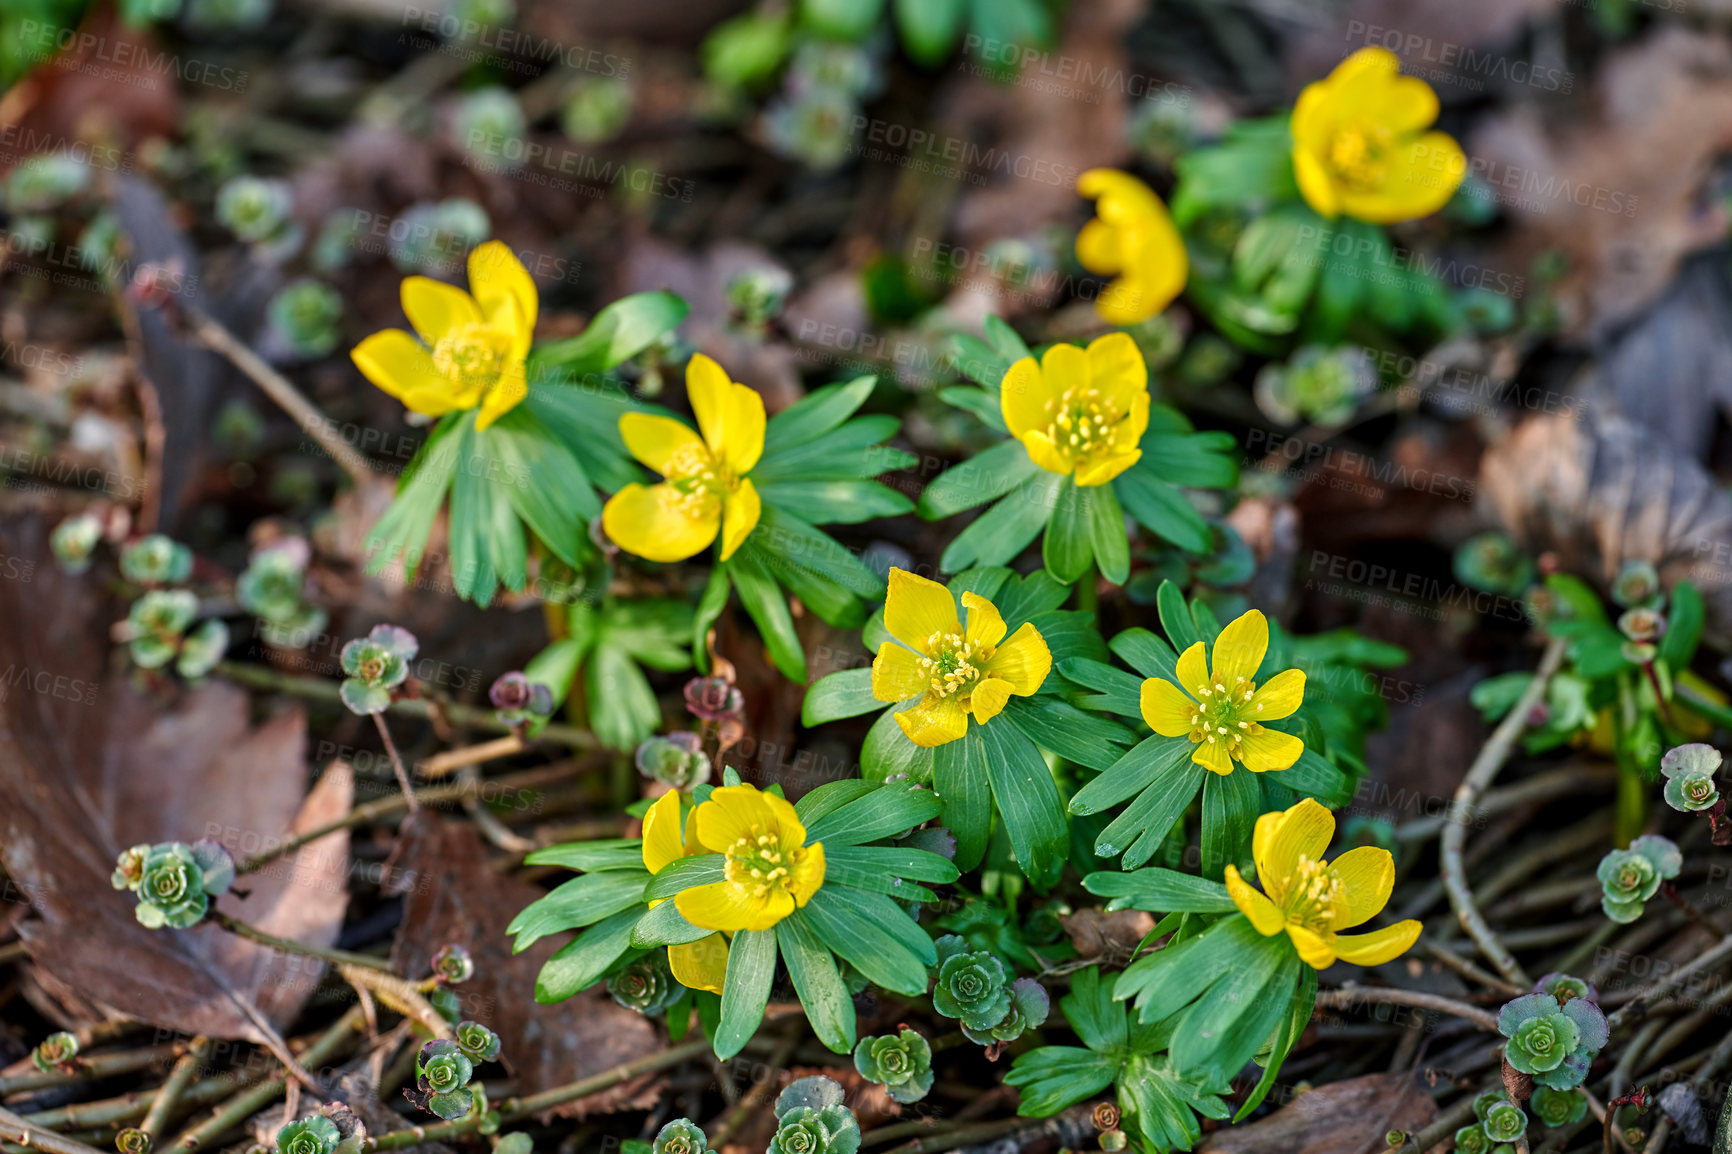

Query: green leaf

[1081,868,1238,914]
[860,706,935,784]
[1070,735,1192,816]
[532,292,688,374]
[792,779,881,825]
[750,414,907,483]
[728,547,806,681]
[802,668,882,727]
[364,413,461,581]
[533,905,642,1002]
[523,839,643,872]
[715,928,777,1059]
[1200,768,1259,879]
[895,0,965,64]
[1139,423,1240,490]
[1274,745,1351,805]
[801,0,884,40]
[1115,915,1260,1024]
[643,854,726,901]
[584,644,662,751]
[629,898,714,947]
[1236,966,1317,1120]
[1001,696,1131,772]
[990,568,1072,624]
[1110,626,1182,682]
[1042,476,1094,583]
[931,725,996,872]
[1005,1047,1118,1117]
[1170,939,1299,1081]
[692,564,732,672]
[935,385,1008,431]
[482,409,597,567]
[755,480,913,524]
[800,888,932,995]
[805,781,945,846]
[1114,468,1212,553]
[1088,480,1130,585]
[765,376,877,447]
[1105,752,1211,868]
[776,913,857,1053]
[1058,657,1143,715]
[507,872,648,950]
[980,719,1068,878]
[1171,115,1300,225]
[824,844,959,884]
[917,439,1041,520]
[941,472,1061,573]
[948,336,1016,390]
[750,505,884,596]
[524,637,584,714]
[1661,582,1705,669]
[1156,581,1203,653]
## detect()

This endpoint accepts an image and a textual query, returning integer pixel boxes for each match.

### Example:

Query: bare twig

[372,713,420,816]
[212,912,392,972]
[1313,985,1500,1031]
[0,1105,110,1154]
[140,1037,215,1138]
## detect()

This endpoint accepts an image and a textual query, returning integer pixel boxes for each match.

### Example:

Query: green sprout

[120,535,192,584]
[607,952,683,1016]
[1661,744,1721,813]
[767,1077,860,1154]
[453,88,527,167]
[561,75,633,144]
[489,672,555,728]
[276,1116,340,1154]
[1252,344,1374,427]
[1530,1086,1588,1127]
[853,1029,933,1105]
[929,935,1010,1032]
[1610,560,1662,609]
[454,1021,501,1063]
[216,176,294,245]
[1452,1124,1492,1154]
[388,199,489,274]
[1454,534,1535,596]
[113,840,235,930]
[31,1032,79,1072]
[125,591,198,669]
[633,733,711,789]
[267,279,343,359]
[1597,835,1682,923]
[1495,992,1609,1090]
[239,541,326,647]
[339,625,418,714]
[405,1039,475,1120]
[51,513,102,574]
[648,1119,710,1154]
[1482,1101,1527,1144]
[432,944,474,984]
[5,154,90,213]
[115,1127,152,1154]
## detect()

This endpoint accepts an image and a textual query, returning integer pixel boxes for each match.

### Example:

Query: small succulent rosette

[1532,972,1597,1005]
[276,1115,341,1154]
[1661,743,1722,813]
[608,952,684,1016]
[1481,1101,1527,1144]
[634,1119,709,1154]
[404,1039,475,1120]
[31,1031,79,1072]
[1597,835,1682,923]
[928,935,1050,1047]
[125,590,228,678]
[853,1029,933,1104]
[454,1020,502,1062]
[1529,1085,1588,1127]
[684,676,743,723]
[767,1077,860,1154]
[339,625,418,714]
[432,944,475,984]
[120,534,193,585]
[113,839,235,929]
[633,733,711,789]
[1611,560,1663,609]
[1496,990,1609,1090]
[489,671,554,726]
[51,513,102,574]
[1452,1123,1492,1154]
[239,540,327,647]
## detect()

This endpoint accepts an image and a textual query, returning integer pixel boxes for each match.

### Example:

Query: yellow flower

[1075,168,1187,325]
[351,240,537,431]
[1001,332,1150,488]
[1291,48,1467,224]
[1224,798,1422,969]
[871,568,1052,748]
[1139,609,1306,775]
[603,354,764,564]
[641,790,730,994]
[674,784,825,934]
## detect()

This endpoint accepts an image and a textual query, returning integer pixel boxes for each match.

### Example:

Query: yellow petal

[1236,725,1304,773]
[759,788,810,849]
[352,330,456,416]
[1018,429,1074,477]
[676,880,764,933]
[695,785,781,853]
[1074,448,1141,487]
[620,413,705,474]
[1250,669,1306,721]
[1192,736,1233,776]
[1252,799,1335,904]
[1225,865,1286,936]
[1075,218,1123,275]
[969,676,1014,725]
[884,567,959,651]
[896,695,969,747]
[789,841,825,906]
[1000,354,1056,441]
[686,354,766,473]
[1292,144,1341,220]
[475,362,528,430]
[873,642,929,702]
[1210,609,1269,688]
[719,478,760,561]
[1286,923,1339,969]
[1331,920,1422,967]
[961,591,1008,650]
[642,790,686,874]
[602,483,719,563]
[669,935,729,993]
[1077,167,1162,222]
[467,240,538,348]
[1140,677,1196,737]
[1039,341,1090,393]
[1326,846,1395,930]
[1175,641,1209,696]
[1339,130,1465,224]
[401,276,481,346]
[1084,332,1148,413]
[744,887,796,932]
[987,622,1051,695]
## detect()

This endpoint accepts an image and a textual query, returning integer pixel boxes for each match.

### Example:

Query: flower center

[431,323,510,389]
[1186,671,1261,759]
[1280,854,1343,932]
[917,629,992,699]
[724,824,807,899]
[1039,385,1125,467]
[1327,122,1395,190]
[663,442,735,521]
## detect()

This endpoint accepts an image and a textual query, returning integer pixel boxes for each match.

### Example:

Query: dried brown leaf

[1198,1072,1436,1154]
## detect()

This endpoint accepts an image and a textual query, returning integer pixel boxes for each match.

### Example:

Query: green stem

[1615,749,1647,849]
[210,912,392,972]
[0,1045,181,1095]
[0,1106,108,1154]
[140,1038,214,1138]
[1073,561,1099,620]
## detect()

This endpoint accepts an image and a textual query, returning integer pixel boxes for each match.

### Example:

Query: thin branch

[211,912,392,972]
[0,1105,110,1154]
[140,1037,215,1138]
[372,712,420,816]
[1313,985,1500,1031]
[1441,636,1568,987]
